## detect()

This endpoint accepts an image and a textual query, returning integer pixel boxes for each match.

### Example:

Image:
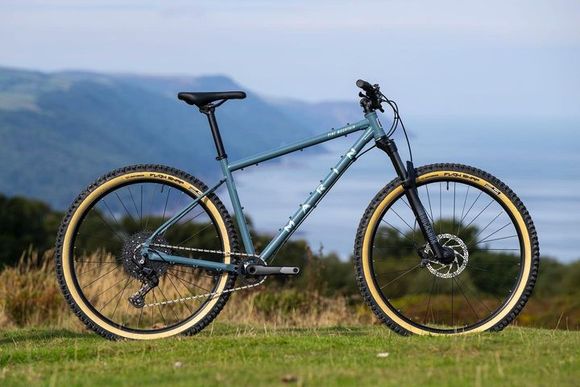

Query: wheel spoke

[457,277,493,315]
[156,285,181,321]
[475,234,517,245]
[79,262,117,275]
[376,266,423,277]
[439,182,442,234]
[452,182,456,231]
[474,223,513,245]
[390,207,416,235]
[95,276,127,299]
[177,217,213,246]
[379,264,421,289]
[165,274,193,314]
[140,185,144,227]
[162,187,172,223]
[474,211,503,239]
[369,175,528,334]
[380,219,417,246]
[457,191,483,234]
[137,305,144,328]
[68,175,230,335]
[91,209,123,241]
[111,277,132,320]
[461,199,494,233]
[127,187,141,223]
[453,277,479,320]
[82,266,120,289]
[451,278,454,327]
[115,191,136,223]
[423,276,437,324]
[152,289,167,326]
[167,270,212,293]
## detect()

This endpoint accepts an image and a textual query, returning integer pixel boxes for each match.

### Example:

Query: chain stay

[142,243,265,308]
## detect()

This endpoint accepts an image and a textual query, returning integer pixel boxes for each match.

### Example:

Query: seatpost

[200,105,227,160]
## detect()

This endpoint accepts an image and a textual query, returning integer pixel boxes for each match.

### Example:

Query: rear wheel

[354,164,539,335]
[55,164,238,340]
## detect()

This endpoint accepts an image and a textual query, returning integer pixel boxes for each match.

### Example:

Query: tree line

[0,193,578,298]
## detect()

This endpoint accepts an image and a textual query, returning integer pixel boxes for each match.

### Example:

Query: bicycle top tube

[228,118,371,172]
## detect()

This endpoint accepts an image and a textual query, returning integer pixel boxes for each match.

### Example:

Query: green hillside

[0,67,347,209]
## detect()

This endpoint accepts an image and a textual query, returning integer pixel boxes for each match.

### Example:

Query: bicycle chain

[141,243,266,308]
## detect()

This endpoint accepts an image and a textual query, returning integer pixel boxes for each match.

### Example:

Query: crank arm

[245,264,300,276]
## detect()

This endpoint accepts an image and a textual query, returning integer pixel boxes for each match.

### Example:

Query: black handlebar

[356,79,384,113]
[356,79,374,93]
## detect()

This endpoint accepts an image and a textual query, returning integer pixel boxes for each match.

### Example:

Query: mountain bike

[55,80,539,340]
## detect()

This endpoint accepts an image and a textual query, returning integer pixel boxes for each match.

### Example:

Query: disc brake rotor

[423,233,469,279]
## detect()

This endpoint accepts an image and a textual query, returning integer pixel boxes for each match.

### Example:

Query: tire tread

[55,164,239,340]
[353,163,539,335]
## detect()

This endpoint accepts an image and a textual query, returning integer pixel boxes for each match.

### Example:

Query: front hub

[422,233,469,279]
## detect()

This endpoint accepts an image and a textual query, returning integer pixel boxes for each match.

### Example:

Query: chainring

[241,257,267,285]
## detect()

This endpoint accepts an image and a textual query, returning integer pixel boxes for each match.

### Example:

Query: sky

[0,0,579,118]
[0,1,578,262]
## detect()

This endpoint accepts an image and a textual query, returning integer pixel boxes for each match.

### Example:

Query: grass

[0,325,578,386]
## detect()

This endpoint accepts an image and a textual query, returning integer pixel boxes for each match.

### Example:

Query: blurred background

[0,1,578,329]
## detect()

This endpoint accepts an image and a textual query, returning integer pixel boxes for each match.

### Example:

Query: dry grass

[0,251,374,332]
[0,251,577,332]
[0,250,71,329]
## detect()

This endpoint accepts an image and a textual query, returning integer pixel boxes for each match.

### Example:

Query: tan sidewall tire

[356,164,539,335]
[56,166,236,340]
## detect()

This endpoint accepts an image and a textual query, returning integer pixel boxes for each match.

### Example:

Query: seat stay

[144,179,226,246]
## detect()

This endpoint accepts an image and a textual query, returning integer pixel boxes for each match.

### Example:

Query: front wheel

[354,163,539,335]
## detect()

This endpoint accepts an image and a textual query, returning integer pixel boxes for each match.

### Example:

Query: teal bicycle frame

[145,111,387,272]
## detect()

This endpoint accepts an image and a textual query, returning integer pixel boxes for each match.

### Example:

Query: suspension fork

[376,137,454,264]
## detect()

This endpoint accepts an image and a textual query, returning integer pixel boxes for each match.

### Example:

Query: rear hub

[121,231,171,280]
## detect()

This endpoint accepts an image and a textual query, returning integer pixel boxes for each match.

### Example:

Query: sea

[218,117,579,262]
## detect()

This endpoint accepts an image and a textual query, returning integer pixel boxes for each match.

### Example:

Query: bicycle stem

[376,137,453,264]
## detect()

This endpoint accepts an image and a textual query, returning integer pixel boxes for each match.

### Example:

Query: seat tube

[218,158,255,255]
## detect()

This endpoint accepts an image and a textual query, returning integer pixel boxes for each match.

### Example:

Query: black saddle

[177,91,246,108]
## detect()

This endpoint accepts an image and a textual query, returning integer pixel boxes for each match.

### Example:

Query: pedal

[245,264,300,276]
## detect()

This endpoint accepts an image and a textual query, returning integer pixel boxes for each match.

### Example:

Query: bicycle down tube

[146,115,386,270]
[259,125,376,260]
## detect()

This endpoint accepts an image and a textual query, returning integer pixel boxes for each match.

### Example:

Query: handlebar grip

[356,79,374,93]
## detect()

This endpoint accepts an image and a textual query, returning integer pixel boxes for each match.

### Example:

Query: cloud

[0,0,578,114]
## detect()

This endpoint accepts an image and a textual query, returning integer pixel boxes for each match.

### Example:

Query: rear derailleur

[128,268,158,308]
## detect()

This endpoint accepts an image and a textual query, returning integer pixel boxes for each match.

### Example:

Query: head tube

[365,111,387,140]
